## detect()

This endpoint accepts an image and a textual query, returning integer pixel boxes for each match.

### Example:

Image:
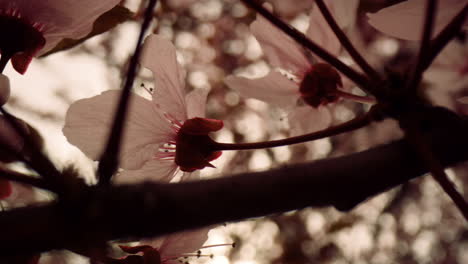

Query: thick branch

[0,107,467,257]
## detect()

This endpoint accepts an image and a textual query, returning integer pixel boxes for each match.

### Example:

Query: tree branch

[0,107,467,257]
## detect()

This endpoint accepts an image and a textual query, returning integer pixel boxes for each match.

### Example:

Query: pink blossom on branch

[225,0,359,134]
[107,226,212,264]
[63,35,223,183]
[0,0,120,73]
[367,0,468,40]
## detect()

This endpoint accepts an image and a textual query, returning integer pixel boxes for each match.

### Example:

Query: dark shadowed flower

[0,0,120,73]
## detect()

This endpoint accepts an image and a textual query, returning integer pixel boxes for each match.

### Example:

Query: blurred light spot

[239,245,257,260]
[249,150,272,171]
[191,0,223,21]
[412,231,436,261]
[378,213,395,229]
[197,23,216,38]
[310,138,332,159]
[212,256,230,264]
[377,230,396,249]
[373,38,399,57]
[224,39,245,55]
[158,26,174,40]
[334,105,355,122]
[251,221,278,249]
[225,91,240,106]
[176,32,199,49]
[421,207,441,227]
[231,3,248,18]
[189,71,209,88]
[245,99,268,112]
[271,142,291,163]
[457,242,468,263]
[235,112,265,141]
[335,223,373,258]
[305,211,325,235]
[401,203,421,235]
[227,221,255,238]
[290,13,309,33]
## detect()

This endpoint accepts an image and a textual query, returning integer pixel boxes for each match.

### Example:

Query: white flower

[63,35,223,183]
[225,0,359,134]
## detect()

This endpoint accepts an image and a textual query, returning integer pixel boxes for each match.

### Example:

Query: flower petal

[141,35,188,121]
[14,0,121,54]
[63,90,173,170]
[225,71,298,107]
[151,227,211,261]
[251,9,311,73]
[306,0,359,57]
[288,105,332,135]
[185,88,208,118]
[115,159,178,183]
[367,0,468,40]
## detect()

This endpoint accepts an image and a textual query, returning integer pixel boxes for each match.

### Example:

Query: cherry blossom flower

[367,0,468,41]
[106,226,212,264]
[225,0,359,134]
[0,0,120,74]
[63,35,223,183]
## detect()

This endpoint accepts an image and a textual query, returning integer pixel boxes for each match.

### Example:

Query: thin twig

[404,126,468,221]
[406,0,437,92]
[314,0,382,83]
[214,110,373,150]
[97,0,158,185]
[0,164,57,192]
[239,0,378,97]
[0,108,63,194]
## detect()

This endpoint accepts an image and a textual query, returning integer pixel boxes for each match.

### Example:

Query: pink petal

[63,90,173,170]
[141,35,188,121]
[307,0,359,56]
[115,159,178,183]
[288,105,332,135]
[151,227,211,260]
[7,0,121,55]
[225,71,298,107]
[185,88,208,119]
[251,10,311,74]
[367,0,468,40]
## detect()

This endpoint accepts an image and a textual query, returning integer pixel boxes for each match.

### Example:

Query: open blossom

[63,35,223,183]
[106,225,212,264]
[225,0,359,134]
[0,0,120,74]
[367,0,468,40]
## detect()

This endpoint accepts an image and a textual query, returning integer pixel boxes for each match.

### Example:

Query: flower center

[299,63,342,107]
[175,117,223,172]
[0,8,46,73]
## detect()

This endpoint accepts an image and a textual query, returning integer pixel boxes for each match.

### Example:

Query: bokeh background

[2,0,467,263]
